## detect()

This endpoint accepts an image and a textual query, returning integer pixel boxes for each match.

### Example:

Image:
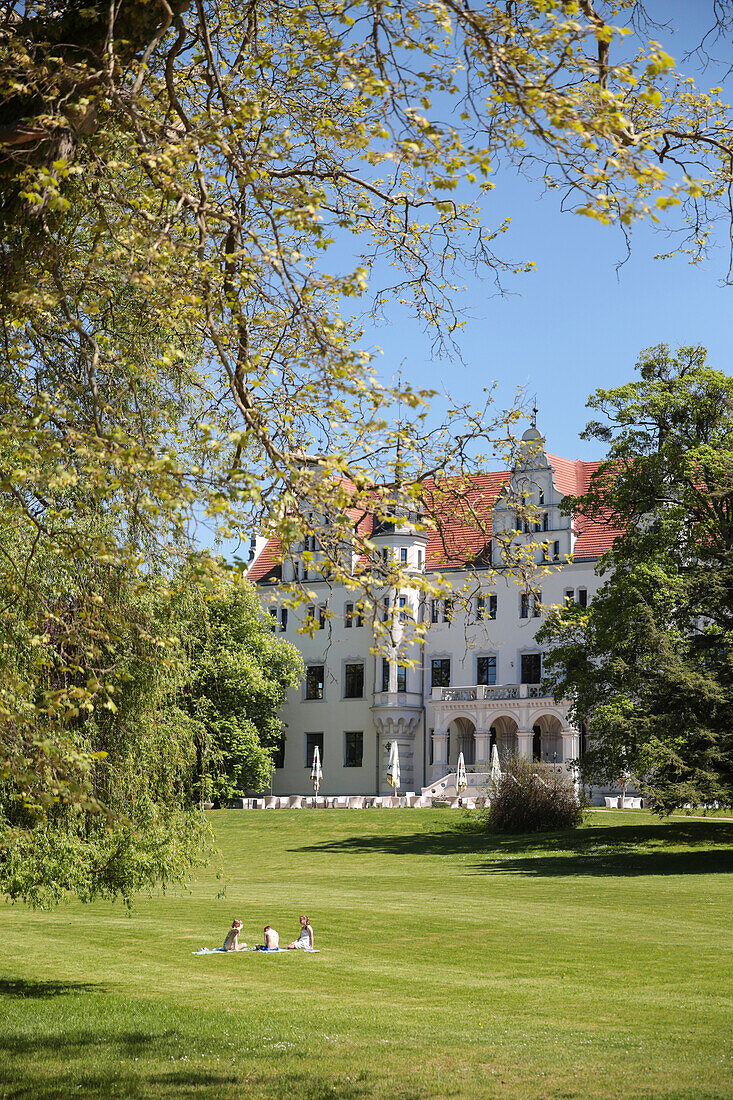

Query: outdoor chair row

[225,794,480,810]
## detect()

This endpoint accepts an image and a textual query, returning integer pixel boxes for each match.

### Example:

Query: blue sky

[359,3,733,463]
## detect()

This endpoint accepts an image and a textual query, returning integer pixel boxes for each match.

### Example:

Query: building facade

[248,429,617,797]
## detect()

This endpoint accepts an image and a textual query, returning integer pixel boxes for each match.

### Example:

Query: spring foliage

[2,3,733,894]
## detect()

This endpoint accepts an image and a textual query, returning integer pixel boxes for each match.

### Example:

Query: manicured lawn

[1,811,732,1099]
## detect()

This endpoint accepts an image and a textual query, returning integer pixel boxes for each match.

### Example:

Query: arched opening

[488,715,519,761]
[447,716,476,766]
[533,713,563,762]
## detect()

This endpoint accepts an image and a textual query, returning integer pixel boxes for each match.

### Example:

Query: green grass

[1,811,732,1099]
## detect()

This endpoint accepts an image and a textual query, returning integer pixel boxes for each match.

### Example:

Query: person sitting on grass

[287,915,314,950]
[255,925,279,951]
[222,919,246,952]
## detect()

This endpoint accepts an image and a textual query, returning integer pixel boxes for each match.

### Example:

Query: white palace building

[247,429,619,801]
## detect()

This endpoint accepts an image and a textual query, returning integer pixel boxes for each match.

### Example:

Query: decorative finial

[531,397,538,430]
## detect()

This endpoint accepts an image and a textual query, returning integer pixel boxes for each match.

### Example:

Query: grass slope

[1,811,732,1099]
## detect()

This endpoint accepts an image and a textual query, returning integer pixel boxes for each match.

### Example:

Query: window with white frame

[431,598,440,624]
[279,608,288,632]
[344,662,364,699]
[520,653,541,684]
[396,664,407,692]
[475,595,485,621]
[578,588,588,607]
[476,655,497,686]
[305,665,324,700]
[344,601,353,627]
[381,657,390,692]
[344,731,363,768]
[520,592,530,619]
[400,547,408,565]
[431,658,451,688]
[305,732,324,766]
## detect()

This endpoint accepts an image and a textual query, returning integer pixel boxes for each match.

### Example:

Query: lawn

[1,810,732,1100]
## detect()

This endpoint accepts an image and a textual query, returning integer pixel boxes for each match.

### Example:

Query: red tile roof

[246,456,624,580]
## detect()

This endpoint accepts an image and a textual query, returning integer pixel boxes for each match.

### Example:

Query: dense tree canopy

[539,346,733,812]
[3,2,733,893]
[0,551,300,907]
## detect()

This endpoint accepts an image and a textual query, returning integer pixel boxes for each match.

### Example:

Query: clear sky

[359,3,733,463]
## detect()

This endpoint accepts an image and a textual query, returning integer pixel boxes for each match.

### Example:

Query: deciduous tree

[539,346,733,812]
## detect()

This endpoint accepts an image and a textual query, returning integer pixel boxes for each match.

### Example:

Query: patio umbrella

[386,740,400,793]
[310,745,322,799]
[456,752,468,795]
[489,743,502,796]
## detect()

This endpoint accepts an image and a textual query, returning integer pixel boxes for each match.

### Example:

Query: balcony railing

[432,683,549,702]
[372,690,423,709]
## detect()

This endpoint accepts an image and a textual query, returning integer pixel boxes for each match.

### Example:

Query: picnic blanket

[192,946,319,955]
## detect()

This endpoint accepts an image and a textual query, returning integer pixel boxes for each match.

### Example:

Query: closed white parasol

[456,752,468,795]
[489,743,502,796]
[310,745,322,796]
[386,740,400,793]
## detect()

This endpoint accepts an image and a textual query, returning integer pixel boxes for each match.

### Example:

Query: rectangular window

[269,608,277,632]
[305,665,325,700]
[318,604,326,629]
[476,596,485,622]
[279,608,288,632]
[306,732,324,766]
[307,604,315,625]
[381,547,389,566]
[578,588,588,608]
[400,547,408,565]
[344,731,363,768]
[355,605,364,627]
[396,664,407,693]
[431,658,451,688]
[443,598,453,623]
[431,598,440,624]
[383,596,390,623]
[533,592,542,618]
[344,601,353,628]
[344,662,364,699]
[520,593,530,619]
[488,593,497,620]
[543,513,550,531]
[272,737,285,769]
[564,589,575,607]
[553,540,560,560]
[398,594,408,622]
[520,653,541,684]
[417,549,423,568]
[477,655,497,686]
[381,657,390,692]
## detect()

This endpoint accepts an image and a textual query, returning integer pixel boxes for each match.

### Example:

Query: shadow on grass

[293,821,733,877]
[0,978,103,999]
